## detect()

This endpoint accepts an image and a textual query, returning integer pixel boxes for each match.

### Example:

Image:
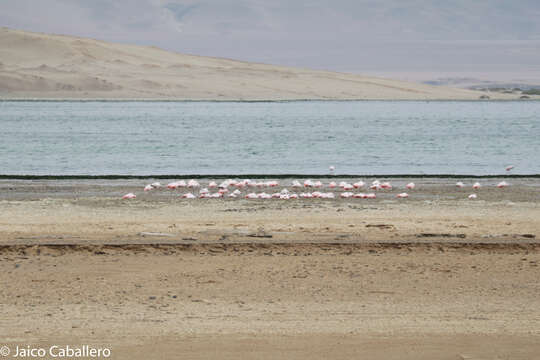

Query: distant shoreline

[1,98,539,102]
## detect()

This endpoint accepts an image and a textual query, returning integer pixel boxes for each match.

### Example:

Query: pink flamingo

[328,181,337,188]
[406,182,415,190]
[506,165,514,171]
[122,193,136,199]
[468,194,477,199]
[473,182,481,189]
[497,181,509,188]
[456,182,465,188]
[396,193,409,198]
[353,181,365,189]
[144,184,153,191]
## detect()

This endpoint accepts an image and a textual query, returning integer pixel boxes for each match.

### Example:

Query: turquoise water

[0,101,539,175]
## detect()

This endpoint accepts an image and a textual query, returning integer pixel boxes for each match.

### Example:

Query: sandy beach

[1,177,539,358]
[1,28,533,101]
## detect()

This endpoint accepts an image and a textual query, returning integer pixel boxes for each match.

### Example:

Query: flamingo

[396,193,409,198]
[290,194,299,199]
[370,180,381,190]
[497,181,509,188]
[506,165,514,171]
[187,180,200,188]
[151,182,161,188]
[167,182,179,189]
[365,193,376,199]
[292,180,302,188]
[468,194,477,199]
[380,182,392,190]
[343,183,354,191]
[304,179,314,187]
[329,165,335,172]
[353,181,365,189]
[182,192,196,199]
[208,181,217,188]
[406,182,415,190]
[340,192,353,198]
[144,184,153,191]
[122,193,136,199]
[328,181,337,188]
[199,188,209,195]
[473,182,481,189]
[456,182,465,188]
[245,193,258,199]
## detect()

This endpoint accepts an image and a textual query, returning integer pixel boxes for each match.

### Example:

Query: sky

[2,0,540,82]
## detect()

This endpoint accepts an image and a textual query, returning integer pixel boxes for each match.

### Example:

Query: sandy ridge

[0,27,526,100]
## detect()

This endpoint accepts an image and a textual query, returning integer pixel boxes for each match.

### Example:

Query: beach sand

[0,178,539,358]
[0,28,532,101]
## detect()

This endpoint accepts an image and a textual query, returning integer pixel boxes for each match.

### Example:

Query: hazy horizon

[2,0,540,84]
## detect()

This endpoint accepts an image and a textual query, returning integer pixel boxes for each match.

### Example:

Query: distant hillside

[0,28,519,100]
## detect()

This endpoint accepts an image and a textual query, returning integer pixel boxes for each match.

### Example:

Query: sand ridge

[0,28,527,100]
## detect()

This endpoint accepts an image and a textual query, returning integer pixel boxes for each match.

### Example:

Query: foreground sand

[1,178,539,359]
[0,28,528,101]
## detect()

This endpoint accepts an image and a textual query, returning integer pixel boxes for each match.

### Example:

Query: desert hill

[0,28,515,100]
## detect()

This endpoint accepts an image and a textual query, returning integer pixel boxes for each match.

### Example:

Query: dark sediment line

[1,174,538,180]
[1,242,540,256]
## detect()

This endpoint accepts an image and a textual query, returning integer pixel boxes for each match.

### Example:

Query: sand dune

[0,28,521,100]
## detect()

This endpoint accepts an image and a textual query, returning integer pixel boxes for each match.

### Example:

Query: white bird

[122,193,136,199]
[144,184,153,191]
[182,192,195,199]
[506,165,514,171]
[150,182,161,188]
[473,182,481,189]
[328,181,337,188]
[396,192,409,198]
[208,181,217,188]
[329,165,335,172]
[406,182,415,190]
[292,180,302,188]
[456,182,465,188]
[468,194,477,199]
[497,181,509,188]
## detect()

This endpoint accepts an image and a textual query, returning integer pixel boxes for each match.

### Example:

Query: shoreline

[1,174,539,179]
[2,98,540,102]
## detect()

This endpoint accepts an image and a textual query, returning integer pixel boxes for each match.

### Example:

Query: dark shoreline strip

[0,174,538,180]
[1,242,539,255]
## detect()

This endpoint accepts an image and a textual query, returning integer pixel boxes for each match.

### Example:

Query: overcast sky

[2,0,540,81]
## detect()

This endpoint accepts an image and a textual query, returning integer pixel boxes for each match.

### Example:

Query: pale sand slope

[0,27,522,100]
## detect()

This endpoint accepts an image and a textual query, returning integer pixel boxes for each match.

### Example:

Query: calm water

[1,101,539,175]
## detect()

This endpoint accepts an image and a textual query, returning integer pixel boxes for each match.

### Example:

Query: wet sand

[1,178,539,358]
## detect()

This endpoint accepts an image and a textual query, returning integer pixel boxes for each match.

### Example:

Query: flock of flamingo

[121,165,514,200]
